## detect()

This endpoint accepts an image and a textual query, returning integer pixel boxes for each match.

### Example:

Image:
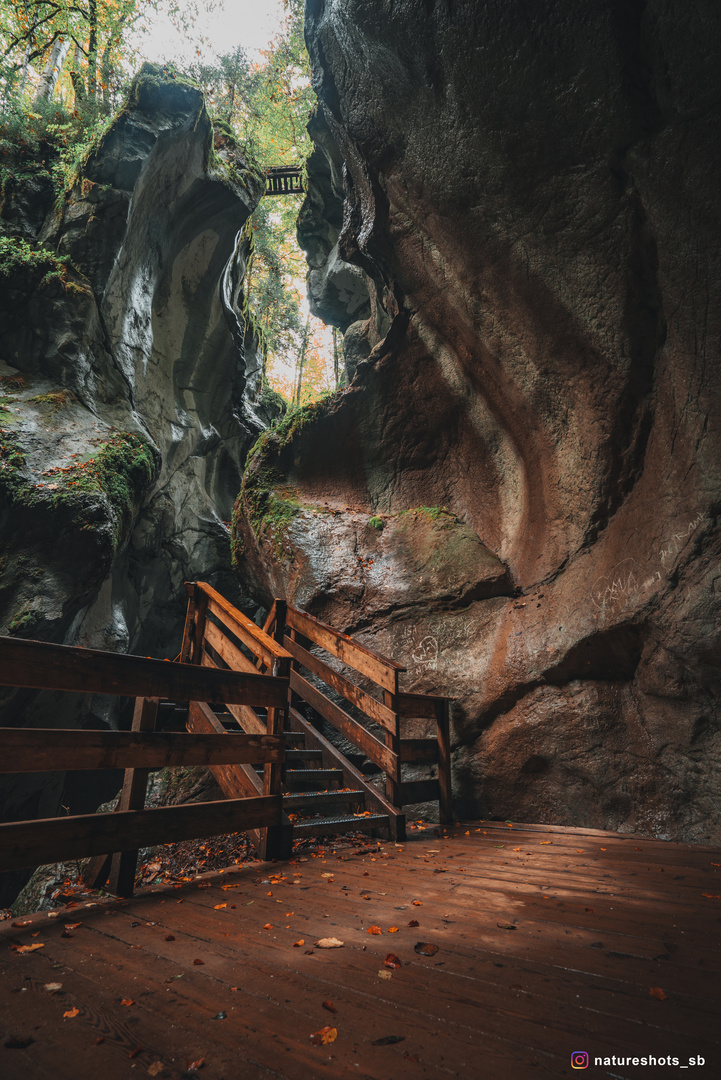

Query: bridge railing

[264,166,304,196]
[0,634,288,895]
[262,600,453,822]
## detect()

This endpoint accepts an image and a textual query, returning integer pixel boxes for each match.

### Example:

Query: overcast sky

[134,0,285,66]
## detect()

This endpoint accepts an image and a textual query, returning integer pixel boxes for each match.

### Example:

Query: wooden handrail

[285,605,404,692]
[194,582,292,671]
[0,728,285,773]
[0,635,288,707]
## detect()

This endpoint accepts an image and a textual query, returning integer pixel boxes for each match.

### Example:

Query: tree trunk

[87,0,98,101]
[294,312,311,406]
[33,37,71,105]
[70,45,86,105]
[332,326,340,389]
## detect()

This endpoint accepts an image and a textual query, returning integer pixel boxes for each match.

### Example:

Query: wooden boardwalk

[1,821,719,1079]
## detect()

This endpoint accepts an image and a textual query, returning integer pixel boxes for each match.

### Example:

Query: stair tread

[293,813,389,830]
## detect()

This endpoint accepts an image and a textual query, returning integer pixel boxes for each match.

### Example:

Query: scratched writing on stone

[660,513,705,568]
[411,635,439,670]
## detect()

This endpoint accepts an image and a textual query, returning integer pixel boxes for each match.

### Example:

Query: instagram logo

[571,1051,589,1069]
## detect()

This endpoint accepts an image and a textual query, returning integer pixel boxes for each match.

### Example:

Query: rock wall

[0,66,276,897]
[233,1,721,842]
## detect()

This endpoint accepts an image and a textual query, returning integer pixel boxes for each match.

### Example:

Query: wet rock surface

[0,66,273,897]
[234,1,721,841]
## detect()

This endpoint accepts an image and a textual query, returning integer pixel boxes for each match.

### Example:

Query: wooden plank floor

[1,821,720,1080]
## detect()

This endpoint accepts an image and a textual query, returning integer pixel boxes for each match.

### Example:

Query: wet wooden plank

[0,635,288,707]
[0,728,285,772]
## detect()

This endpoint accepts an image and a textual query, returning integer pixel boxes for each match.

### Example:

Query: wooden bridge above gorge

[263,166,305,197]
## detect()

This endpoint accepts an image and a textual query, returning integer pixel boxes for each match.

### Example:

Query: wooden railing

[264,166,304,196]
[0,634,288,895]
[180,582,295,859]
[263,601,453,824]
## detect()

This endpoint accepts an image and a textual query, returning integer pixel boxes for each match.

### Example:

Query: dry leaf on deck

[63,1007,80,1019]
[11,920,32,928]
[262,924,273,930]
[702,893,721,900]
[147,1061,164,1076]
[193,958,204,966]
[649,987,668,1000]
[16,943,44,954]
[121,998,135,1007]
[367,925,382,935]
[292,939,305,947]
[165,935,175,942]
[310,1026,337,1045]
[187,1057,205,1071]
[408,919,419,928]
[387,927,399,933]
[315,938,344,948]
[378,969,392,980]
[411,900,422,907]
[414,942,439,956]
[384,953,402,969]
[213,904,227,910]
[322,1000,337,1014]
[65,922,82,930]
[44,983,62,993]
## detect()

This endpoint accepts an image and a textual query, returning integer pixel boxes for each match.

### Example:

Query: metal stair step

[283,768,343,790]
[292,813,390,838]
[285,749,323,763]
[283,790,366,815]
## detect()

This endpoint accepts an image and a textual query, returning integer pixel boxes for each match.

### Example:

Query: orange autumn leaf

[121,998,135,1007]
[414,942,439,956]
[292,939,305,947]
[408,919,419,927]
[649,987,668,1000]
[367,925,382,935]
[322,1000,337,1014]
[11,919,32,928]
[187,1057,205,1071]
[263,923,273,930]
[148,1062,164,1076]
[309,1026,337,1045]
[16,942,44,953]
[63,1007,80,1018]
[387,927,399,933]
[384,953,402,969]
[65,922,82,930]
[213,903,227,910]
[540,841,552,845]
[702,893,721,899]
[411,900,422,907]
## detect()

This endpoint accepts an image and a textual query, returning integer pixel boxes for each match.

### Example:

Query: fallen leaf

[702,893,721,899]
[496,923,517,931]
[193,958,204,965]
[262,923,273,930]
[411,900,422,907]
[387,927,399,933]
[322,1000,337,1014]
[650,987,668,1000]
[310,1026,337,1045]
[315,938,344,948]
[293,939,305,947]
[321,872,334,879]
[408,919,419,928]
[65,922,82,930]
[16,943,44,954]
[63,1007,80,1019]
[148,1062,164,1076]
[61,930,74,939]
[384,953,402,969]
[367,925,382,935]
[372,1035,405,1046]
[121,998,135,1007]
[128,1046,143,1059]
[414,942,439,956]
[165,935,175,942]
[44,983,62,993]
[187,1058,205,1071]
[378,970,392,980]
[540,841,552,845]
[11,920,32,928]
[213,903,227,910]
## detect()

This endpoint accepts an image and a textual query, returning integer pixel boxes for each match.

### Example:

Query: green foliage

[0,234,69,282]
[0,429,158,551]
[368,516,385,530]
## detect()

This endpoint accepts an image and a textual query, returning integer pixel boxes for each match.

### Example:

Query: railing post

[436,698,453,824]
[262,634,292,861]
[383,673,404,839]
[106,696,160,897]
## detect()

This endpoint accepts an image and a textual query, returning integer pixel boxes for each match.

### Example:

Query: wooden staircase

[181,583,453,857]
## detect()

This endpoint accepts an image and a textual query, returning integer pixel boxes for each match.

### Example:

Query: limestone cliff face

[0,67,273,867]
[233,2,721,841]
